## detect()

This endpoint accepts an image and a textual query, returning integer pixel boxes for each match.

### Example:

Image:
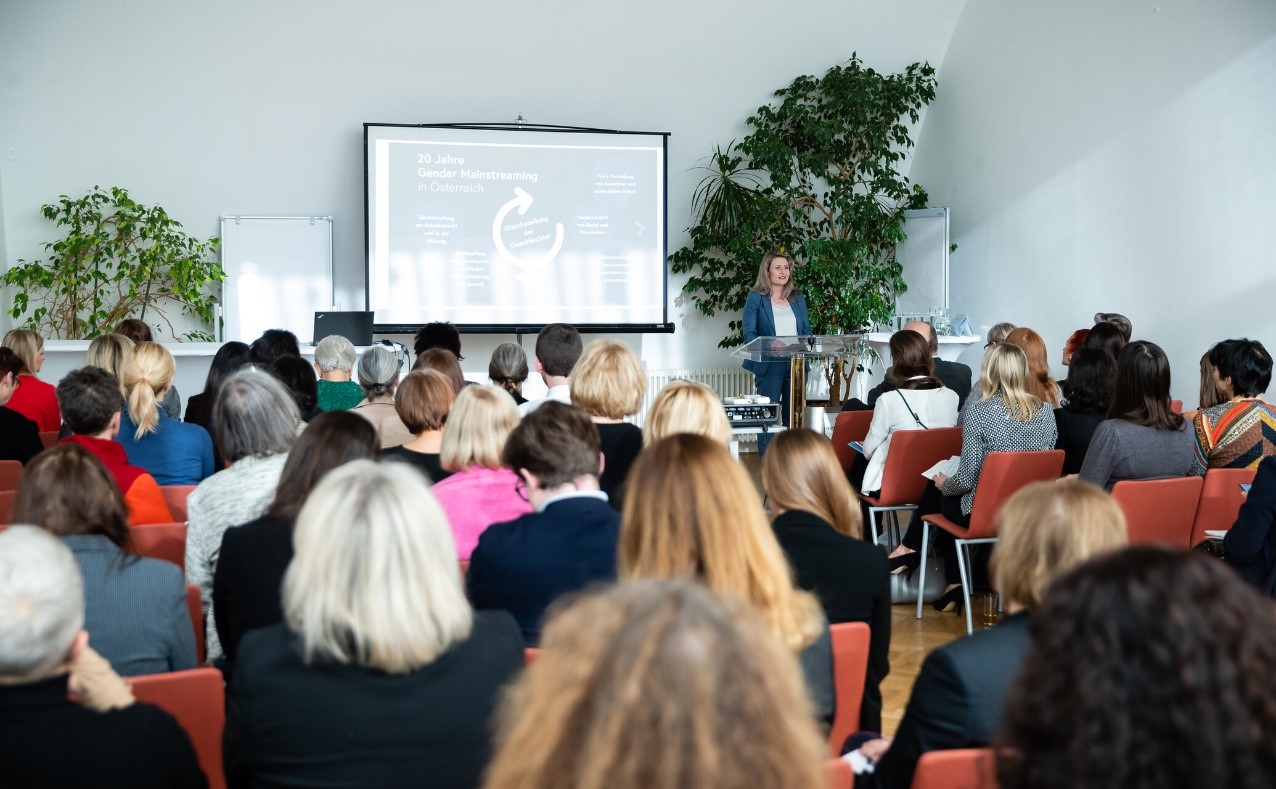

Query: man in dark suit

[843,321,972,411]
[467,401,620,643]
[0,526,206,788]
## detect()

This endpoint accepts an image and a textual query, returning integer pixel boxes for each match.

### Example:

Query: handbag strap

[896,390,929,430]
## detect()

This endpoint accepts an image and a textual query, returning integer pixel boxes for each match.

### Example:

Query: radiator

[639,368,755,427]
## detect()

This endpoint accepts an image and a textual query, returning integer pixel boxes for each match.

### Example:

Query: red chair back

[186,584,206,665]
[826,621,871,758]
[38,431,58,449]
[160,485,197,523]
[459,559,470,577]
[911,748,998,789]
[1190,467,1257,546]
[523,647,539,666]
[0,490,14,525]
[1111,476,1204,547]
[130,522,186,570]
[826,757,854,789]
[873,427,964,506]
[0,460,22,492]
[964,451,1066,539]
[831,410,875,474]
[130,668,225,789]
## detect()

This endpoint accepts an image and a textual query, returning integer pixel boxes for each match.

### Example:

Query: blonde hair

[751,252,796,300]
[486,579,827,789]
[991,479,1127,609]
[570,340,646,419]
[762,429,863,538]
[122,341,175,439]
[620,434,824,652]
[1,329,43,375]
[643,380,732,446]
[978,343,1043,421]
[85,333,135,396]
[282,460,472,673]
[440,385,519,471]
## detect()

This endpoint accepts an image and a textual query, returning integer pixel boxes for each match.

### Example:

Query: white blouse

[772,301,798,338]
[860,384,960,493]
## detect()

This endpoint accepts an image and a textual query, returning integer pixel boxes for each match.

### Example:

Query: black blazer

[213,515,296,663]
[0,405,43,465]
[1225,455,1276,596]
[224,613,523,789]
[0,675,206,788]
[467,495,620,644]
[933,359,973,410]
[772,509,891,731]
[862,612,1032,789]
[597,422,643,511]
[1054,407,1106,476]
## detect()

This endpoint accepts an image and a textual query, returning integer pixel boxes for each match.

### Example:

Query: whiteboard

[220,216,333,343]
[895,208,949,315]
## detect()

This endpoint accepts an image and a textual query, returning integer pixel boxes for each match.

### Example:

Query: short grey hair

[0,526,84,680]
[213,368,299,463]
[314,335,357,373]
[282,461,472,673]
[357,345,400,399]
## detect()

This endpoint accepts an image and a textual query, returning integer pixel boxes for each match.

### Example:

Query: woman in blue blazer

[742,252,812,456]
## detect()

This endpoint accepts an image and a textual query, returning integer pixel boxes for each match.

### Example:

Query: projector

[722,398,782,428]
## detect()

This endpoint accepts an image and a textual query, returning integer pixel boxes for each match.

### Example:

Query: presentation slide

[365,124,668,330]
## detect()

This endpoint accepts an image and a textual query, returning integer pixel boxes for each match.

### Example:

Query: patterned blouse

[939,394,1058,514]
[1192,399,1276,473]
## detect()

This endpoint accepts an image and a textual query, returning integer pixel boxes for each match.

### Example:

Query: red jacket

[6,374,60,433]
[62,435,173,525]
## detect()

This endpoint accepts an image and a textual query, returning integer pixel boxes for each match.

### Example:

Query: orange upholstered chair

[523,647,539,667]
[0,490,15,525]
[1190,467,1257,546]
[459,559,470,577]
[911,748,998,789]
[130,668,226,789]
[826,621,872,758]
[859,427,963,547]
[38,431,58,449]
[918,450,1065,634]
[0,460,22,492]
[826,757,854,789]
[1111,476,1204,548]
[130,522,186,570]
[160,484,197,523]
[185,584,205,665]
[831,410,875,475]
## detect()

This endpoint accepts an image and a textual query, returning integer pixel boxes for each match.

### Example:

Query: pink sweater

[431,466,533,559]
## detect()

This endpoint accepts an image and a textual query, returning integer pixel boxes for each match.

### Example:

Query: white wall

[911,0,1276,403]
[0,0,964,380]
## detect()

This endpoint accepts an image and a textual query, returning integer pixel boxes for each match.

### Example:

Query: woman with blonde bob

[643,379,732,446]
[621,433,833,722]
[486,579,827,789]
[1,328,60,432]
[116,341,214,485]
[84,332,134,397]
[430,385,531,559]
[764,428,890,731]
[570,339,647,509]
[224,460,523,788]
[890,343,1057,613]
[854,479,1126,788]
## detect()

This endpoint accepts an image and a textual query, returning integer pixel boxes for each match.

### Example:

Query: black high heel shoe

[889,553,920,575]
[932,586,965,614]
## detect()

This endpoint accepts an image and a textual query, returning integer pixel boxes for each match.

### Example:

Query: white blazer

[860,384,960,493]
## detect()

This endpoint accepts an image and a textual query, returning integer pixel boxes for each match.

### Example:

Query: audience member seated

[467,402,618,643]
[985,322,1015,349]
[1224,452,1276,596]
[485,579,827,789]
[114,319,182,419]
[891,344,1057,612]
[1184,346,1226,420]
[248,327,301,367]
[1191,338,1276,472]
[213,411,378,662]
[764,428,890,731]
[1005,327,1061,407]
[853,329,960,496]
[622,433,833,723]
[852,479,1127,788]
[488,341,529,405]
[187,369,299,661]
[0,346,43,465]
[268,354,319,423]
[844,321,971,411]
[431,385,529,558]
[996,546,1276,789]
[351,344,413,448]
[1,328,60,432]
[1061,328,1089,365]
[413,320,464,359]
[0,526,205,788]
[224,460,522,788]
[570,339,646,510]
[642,379,733,446]
[183,340,250,430]
[1092,310,1132,341]
[382,369,455,482]
[84,332,134,396]
[413,347,468,393]
[117,342,215,485]
[1079,340,1195,490]
[13,445,195,675]
[312,334,364,412]
[518,323,582,416]
[58,367,173,525]
[1053,347,1116,475]
[1083,319,1127,360]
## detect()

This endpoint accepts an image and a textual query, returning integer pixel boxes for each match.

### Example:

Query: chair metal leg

[916,521,931,620]
[957,538,974,635]
[869,508,880,547]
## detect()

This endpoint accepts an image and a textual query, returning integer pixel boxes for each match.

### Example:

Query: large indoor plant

[3,185,224,340]
[670,54,937,402]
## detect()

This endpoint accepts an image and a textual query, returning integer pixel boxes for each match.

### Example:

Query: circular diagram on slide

[491,187,565,269]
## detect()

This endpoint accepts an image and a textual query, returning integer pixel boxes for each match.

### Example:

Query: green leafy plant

[3,186,224,340]
[670,55,937,400]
